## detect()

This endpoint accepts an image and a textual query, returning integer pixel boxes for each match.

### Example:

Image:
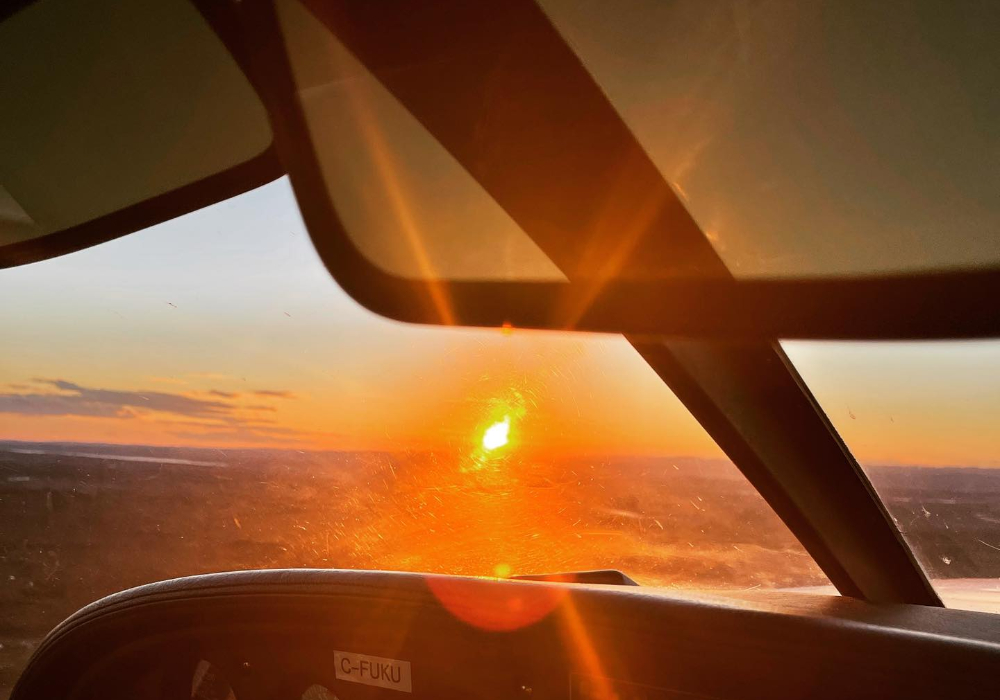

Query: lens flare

[482,417,510,451]
[426,576,565,632]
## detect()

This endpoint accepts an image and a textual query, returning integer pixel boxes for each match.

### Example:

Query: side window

[784,340,1000,613]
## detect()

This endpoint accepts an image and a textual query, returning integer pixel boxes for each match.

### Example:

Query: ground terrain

[1,441,998,696]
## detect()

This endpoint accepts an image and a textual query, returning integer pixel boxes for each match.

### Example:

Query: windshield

[0,179,827,696]
[784,341,1000,613]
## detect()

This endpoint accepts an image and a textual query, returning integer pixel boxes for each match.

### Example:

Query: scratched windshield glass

[784,341,1000,614]
[0,179,827,695]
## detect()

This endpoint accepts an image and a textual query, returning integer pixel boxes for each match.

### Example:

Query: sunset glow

[0,179,997,468]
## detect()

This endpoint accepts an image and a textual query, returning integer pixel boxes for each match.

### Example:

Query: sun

[482,416,510,451]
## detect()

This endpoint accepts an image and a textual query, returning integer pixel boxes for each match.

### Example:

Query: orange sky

[0,180,717,457]
[1,180,997,467]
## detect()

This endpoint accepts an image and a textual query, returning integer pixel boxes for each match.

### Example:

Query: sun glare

[482,416,511,451]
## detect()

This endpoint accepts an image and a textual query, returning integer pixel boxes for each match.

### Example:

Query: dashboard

[12,569,1000,699]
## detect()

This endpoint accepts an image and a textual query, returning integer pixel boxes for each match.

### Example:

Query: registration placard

[334,650,412,693]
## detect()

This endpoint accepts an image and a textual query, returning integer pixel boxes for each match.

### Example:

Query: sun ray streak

[559,597,614,697]
[342,73,456,325]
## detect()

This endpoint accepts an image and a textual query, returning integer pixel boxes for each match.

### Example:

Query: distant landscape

[2,440,999,695]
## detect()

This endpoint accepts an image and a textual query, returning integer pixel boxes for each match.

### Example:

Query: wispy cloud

[253,390,297,399]
[0,391,125,418]
[0,379,297,421]
[36,379,232,417]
